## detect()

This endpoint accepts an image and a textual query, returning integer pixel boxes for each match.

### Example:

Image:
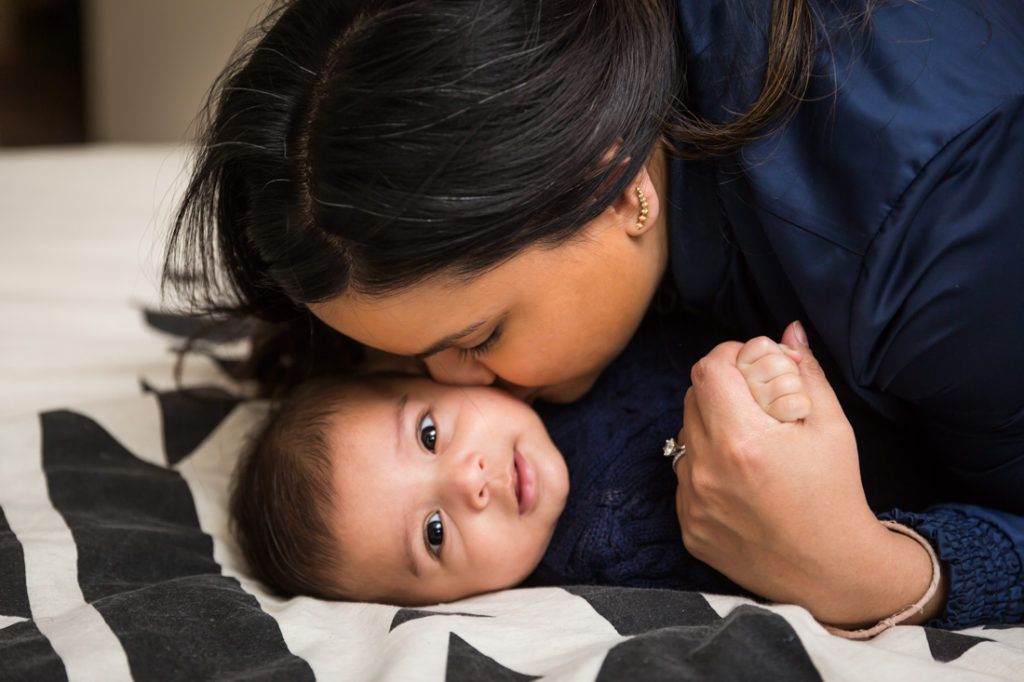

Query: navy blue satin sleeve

[860,98,1024,627]
[852,96,1024,515]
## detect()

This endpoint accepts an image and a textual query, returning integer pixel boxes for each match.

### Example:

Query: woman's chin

[535,372,601,404]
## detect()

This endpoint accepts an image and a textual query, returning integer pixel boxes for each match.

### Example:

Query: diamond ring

[663,438,686,471]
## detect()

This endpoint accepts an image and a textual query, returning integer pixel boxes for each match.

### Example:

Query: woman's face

[311,180,667,403]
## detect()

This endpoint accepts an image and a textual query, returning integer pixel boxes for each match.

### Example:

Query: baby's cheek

[506,528,552,585]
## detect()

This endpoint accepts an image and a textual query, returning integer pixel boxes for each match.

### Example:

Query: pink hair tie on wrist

[824,521,943,639]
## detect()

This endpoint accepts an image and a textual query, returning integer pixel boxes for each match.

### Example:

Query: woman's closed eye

[419,412,437,452]
[424,511,444,556]
[457,325,502,360]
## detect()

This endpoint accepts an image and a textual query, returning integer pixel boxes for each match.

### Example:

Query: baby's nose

[447,453,490,511]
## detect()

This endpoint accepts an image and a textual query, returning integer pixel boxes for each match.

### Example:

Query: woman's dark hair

[164,0,858,385]
[232,376,369,599]
[166,0,677,312]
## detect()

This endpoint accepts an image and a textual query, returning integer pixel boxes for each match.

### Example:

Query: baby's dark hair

[231,375,375,599]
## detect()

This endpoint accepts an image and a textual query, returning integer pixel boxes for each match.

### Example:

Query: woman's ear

[613,167,658,237]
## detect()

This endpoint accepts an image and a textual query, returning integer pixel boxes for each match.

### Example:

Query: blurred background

[0,0,270,146]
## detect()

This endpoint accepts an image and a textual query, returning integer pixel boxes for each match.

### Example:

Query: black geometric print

[92,574,314,682]
[925,627,993,663]
[143,309,252,344]
[445,633,540,682]
[150,387,240,465]
[0,620,69,681]
[39,409,311,681]
[0,506,30,619]
[40,409,219,600]
[596,605,822,682]
[567,585,722,635]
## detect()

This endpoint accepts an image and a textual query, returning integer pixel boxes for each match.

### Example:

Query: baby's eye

[419,413,437,452]
[424,511,444,556]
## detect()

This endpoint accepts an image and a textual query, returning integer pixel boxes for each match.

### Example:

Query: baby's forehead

[312,374,419,412]
[349,373,435,399]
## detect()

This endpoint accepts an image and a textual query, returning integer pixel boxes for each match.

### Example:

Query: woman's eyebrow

[412,319,488,359]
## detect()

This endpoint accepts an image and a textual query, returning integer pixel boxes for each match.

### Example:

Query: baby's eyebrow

[394,393,408,456]
[394,393,421,578]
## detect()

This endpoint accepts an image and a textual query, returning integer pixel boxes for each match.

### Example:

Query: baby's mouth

[513,449,536,515]
[512,455,521,508]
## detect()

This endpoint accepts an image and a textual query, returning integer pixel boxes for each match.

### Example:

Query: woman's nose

[424,349,497,386]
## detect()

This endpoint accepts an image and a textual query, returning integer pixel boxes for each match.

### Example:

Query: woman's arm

[674,323,1024,631]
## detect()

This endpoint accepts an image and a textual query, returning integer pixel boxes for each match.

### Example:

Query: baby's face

[327,376,569,605]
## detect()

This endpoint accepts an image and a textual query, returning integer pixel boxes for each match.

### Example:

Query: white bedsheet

[0,144,221,416]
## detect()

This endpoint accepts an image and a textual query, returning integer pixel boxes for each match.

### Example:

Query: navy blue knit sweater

[530,310,1024,630]
[530,311,742,596]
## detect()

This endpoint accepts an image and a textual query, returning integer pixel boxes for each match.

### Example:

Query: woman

[165,0,1024,633]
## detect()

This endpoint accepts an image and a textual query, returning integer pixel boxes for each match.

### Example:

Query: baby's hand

[736,337,812,422]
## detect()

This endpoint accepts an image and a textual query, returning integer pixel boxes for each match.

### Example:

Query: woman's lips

[514,449,536,515]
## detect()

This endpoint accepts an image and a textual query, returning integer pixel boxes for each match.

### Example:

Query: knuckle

[728,438,764,476]
[688,462,718,497]
[680,527,710,561]
[694,341,743,383]
[710,340,742,362]
[741,336,775,360]
[770,395,811,421]
[771,372,803,396]
[761,352,795,378]
[690,357,709,384]
[680,525,697,551]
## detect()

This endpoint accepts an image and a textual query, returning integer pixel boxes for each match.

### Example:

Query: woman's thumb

[781,320,809,349]
[781,321,841,414]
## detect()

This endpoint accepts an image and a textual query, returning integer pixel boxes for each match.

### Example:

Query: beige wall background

[84,0,272,143]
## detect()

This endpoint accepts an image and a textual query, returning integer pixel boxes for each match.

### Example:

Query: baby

[231,335,809,605]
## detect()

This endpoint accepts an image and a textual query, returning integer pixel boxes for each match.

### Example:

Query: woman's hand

[674,322,942,628]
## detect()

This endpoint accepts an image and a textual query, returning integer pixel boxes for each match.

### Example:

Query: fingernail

[792,320,809,347]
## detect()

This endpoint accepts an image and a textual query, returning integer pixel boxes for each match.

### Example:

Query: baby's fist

[736,336,812,422]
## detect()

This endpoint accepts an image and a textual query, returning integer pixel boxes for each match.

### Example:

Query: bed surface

[2,145,1023,681]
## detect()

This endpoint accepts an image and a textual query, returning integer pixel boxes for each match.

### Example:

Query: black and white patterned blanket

[2,147,1023,681]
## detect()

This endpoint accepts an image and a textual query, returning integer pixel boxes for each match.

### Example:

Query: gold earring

[635,186,649,232]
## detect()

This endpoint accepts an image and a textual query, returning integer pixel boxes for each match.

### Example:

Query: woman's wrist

[813,520,947,638]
